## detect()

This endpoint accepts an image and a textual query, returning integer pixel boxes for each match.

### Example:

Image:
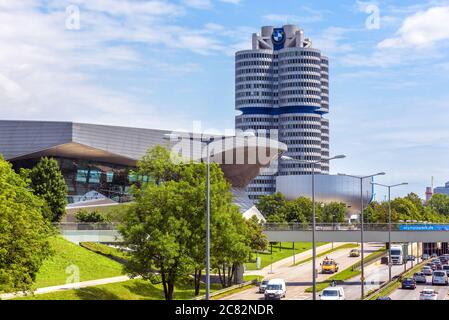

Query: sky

[1,0,449,200]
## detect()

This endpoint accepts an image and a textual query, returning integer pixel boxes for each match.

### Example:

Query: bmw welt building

[0,120,288,221]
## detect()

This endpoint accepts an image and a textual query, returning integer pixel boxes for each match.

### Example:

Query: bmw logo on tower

[271,28,285,50]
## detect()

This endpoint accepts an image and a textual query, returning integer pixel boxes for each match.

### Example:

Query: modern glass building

[0,120,287,220]
[235,25,330,200]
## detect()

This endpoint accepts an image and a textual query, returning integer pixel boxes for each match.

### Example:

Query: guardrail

[351,249,387,271]
[54,223,120,231]
[262,223,449,232]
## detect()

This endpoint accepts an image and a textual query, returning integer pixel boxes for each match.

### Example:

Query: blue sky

[1,0,449,200]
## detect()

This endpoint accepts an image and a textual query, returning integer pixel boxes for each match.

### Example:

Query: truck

[390,244,408,265]
[320,258,339,274]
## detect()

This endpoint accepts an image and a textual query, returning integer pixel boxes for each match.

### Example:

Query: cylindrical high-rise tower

[235,25,330,200]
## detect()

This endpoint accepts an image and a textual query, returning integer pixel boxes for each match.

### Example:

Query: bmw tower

[235,25,330,200]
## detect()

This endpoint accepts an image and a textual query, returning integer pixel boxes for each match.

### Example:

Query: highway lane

[389,275,449,300]
[220,243,381,300]
[341,260,414,300]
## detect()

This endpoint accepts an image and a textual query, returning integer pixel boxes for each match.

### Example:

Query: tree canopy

[364,193,449,223]
[25,157,67,222]
[120,145,261,299]
[257,192,347,224]
[0,156,53,293]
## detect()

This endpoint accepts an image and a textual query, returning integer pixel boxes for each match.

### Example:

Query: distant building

[434,182,449,197]
[0,120,288,222]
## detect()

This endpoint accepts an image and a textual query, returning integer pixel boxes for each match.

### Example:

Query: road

[220,243,381,300]
[341,259,414,300]
[389,275,449,300]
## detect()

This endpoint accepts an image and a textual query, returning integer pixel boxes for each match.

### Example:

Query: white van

[432,270,448,285]
[319,287,345,300]
[264,279,286,300]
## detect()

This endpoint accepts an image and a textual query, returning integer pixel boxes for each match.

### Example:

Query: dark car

[376,296,392,300]
[402,278,416,289]
[406,255,416,262]
[440,257,448,265]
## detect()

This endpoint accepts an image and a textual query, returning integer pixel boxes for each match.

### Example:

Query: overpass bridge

[57,223,449,244]
[263,223,449,243]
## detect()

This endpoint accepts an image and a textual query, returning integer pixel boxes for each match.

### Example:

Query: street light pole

[372,182,408,282]
[339,172,386,300]
[311,161,317,300]
[205,141,211,300]
[282,154,346,300]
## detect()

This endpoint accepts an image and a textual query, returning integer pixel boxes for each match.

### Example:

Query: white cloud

[220,0,240,4]
[182,0,212,9]
[262,7,326,25]
[312,27,354,56]
[378,6,449,48]
[0,0,236,129]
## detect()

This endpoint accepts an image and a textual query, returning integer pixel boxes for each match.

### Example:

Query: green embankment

[33,237,125,289]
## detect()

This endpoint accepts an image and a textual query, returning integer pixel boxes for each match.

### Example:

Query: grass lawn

[33,237,125,289]
[16,278,228,300]
[245,242,327,270]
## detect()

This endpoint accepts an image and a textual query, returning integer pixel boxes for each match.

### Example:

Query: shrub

[75,209,110,223]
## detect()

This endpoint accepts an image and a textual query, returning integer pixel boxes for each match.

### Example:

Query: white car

[264,279,286,300]
[319,287,345,300]
[432,271,448,285]
[419,288,438,300]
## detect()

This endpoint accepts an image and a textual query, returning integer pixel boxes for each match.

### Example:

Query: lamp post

[282,154,346,300]
[338,172,386,300]
[372,182,408,282]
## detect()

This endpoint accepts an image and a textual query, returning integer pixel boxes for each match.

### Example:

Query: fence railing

[54,222,120,231]
[262,223,449,232]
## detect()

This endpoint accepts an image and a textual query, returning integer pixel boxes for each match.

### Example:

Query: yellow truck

[321,258,339,274]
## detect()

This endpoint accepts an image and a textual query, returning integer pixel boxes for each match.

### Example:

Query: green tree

[119,181,195,300]
[27,157,67,222]
[284,197,312,223]
[244,215,268,260]
[428,193,449,216]
[120,145,257,297]
[0,156,53,293]
[133,145,181,186]
[321,202,347,223]
[256,192,287,221]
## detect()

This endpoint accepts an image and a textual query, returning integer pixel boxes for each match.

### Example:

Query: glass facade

[11,157,147,203]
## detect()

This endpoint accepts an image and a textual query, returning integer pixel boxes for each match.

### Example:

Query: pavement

[221,242,381,300]
[0,275,135,300]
